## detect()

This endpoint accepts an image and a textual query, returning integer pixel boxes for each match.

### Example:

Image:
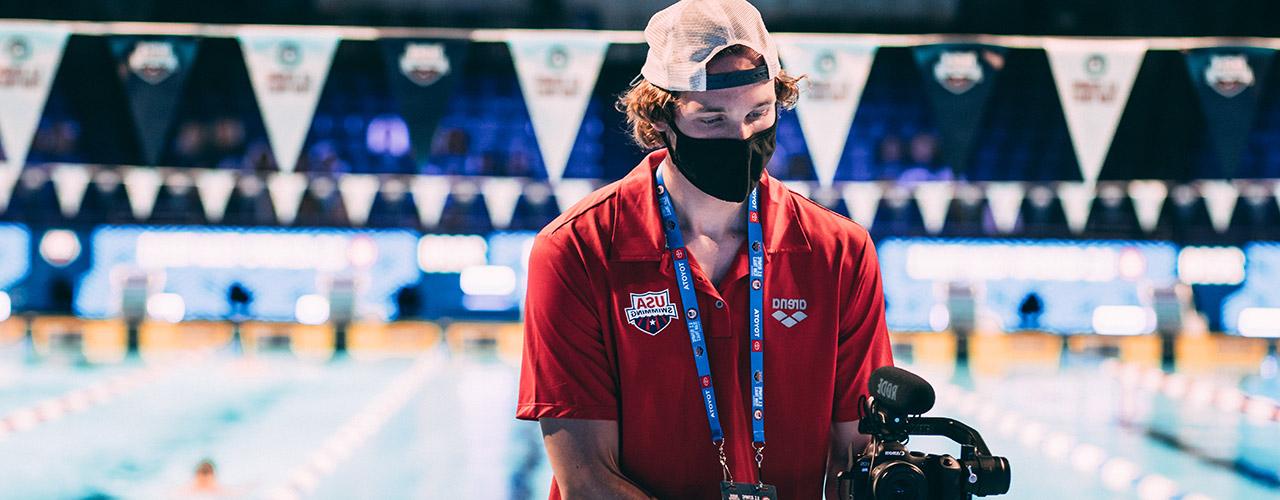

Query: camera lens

[967,455,1011,496]
[869,460,927,500]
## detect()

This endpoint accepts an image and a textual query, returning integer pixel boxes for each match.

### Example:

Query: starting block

[139,320,233,352]
[968,331,1063,376]
[1067,334,1161,367]
[889,331,957,366]
[240,321,334,360]
[444,322,523,362]
[31,316,127,363]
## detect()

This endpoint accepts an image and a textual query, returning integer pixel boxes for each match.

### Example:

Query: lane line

[263,352,441,500]
[0,350,216,441]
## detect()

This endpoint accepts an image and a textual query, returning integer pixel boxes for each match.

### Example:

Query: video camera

[836,366,1011,500]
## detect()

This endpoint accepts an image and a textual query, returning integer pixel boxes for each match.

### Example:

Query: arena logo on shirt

[624,290,679,336]
[771,297,808,328]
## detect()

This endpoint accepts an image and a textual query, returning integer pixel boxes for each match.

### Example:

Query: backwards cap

[639,0,781,92]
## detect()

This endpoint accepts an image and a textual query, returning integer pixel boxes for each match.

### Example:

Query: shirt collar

[609,149,812,262]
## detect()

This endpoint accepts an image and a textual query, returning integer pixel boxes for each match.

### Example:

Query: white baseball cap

[639,0,781,92]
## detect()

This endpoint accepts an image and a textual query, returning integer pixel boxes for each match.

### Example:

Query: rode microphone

[868,366,936,415]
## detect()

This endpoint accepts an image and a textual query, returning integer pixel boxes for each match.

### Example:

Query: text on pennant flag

[0,24,69,172]
[238,28,341,174]
[506,31,609,184]
[1044,39,1147,187]
[776,37,876,187]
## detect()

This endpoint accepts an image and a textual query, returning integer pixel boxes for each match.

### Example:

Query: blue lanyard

[655,168,766,480]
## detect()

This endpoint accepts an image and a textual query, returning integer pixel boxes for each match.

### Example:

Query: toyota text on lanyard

[654,168,767,483]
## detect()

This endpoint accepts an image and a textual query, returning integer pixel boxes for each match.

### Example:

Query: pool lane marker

[264,353,440,500]
[1103,360,1280,424]
[931,380,1215,500]
[0,350,216,440]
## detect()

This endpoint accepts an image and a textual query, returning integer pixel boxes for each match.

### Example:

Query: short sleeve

[516,231,619,421]
[833,233,895,422]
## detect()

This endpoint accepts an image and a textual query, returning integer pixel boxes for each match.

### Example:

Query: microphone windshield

[868,366,935,415]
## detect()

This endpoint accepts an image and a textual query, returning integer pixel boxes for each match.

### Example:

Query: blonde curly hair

[615,46,803,150]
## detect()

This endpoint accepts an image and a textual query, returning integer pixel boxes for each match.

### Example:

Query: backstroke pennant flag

[0,24,69,173]
[1185,47,1275,179]
[841,181,882,229]
[1057,182,1096,234]
[1198,180,1239,233]
[195,169,237,223]
[984,182,1025,234]
[912,44,1006,175]
[50,164,90,219]
[914,181,954,234]
[1127,180,1168,233]
[267,172,308,225]
[410,175,451,228]
[123,167,163,221]
[338,174,380,226]
[553,179,596,213]
[379,39,469,168]
[108,36,200,166]
[480,176,523,229]
[238,27,340,173]
[776,36,876,187]
[1044,39,1147,187]
[506,31,608,184]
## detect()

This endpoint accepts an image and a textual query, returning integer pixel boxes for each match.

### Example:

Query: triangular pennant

[480,177,523,229]
[783,180,812,200]
[195,169,237,223]
[984,182,1025,233]
[1127,180,1168,233]
[914,182,954,234]
[238,28,340,173]
[1185,47,1275,179]
[506,31,609,183]
[123,167,163,221]
[379,39,469,167]
[0,166,18,214]
[410,176,451,228]
[553,179,596,213]
[337,174,380,226]
[0,24,69,172]
[1198,180,1239,233]
[267,172,308,225]
[841,182,882,229]
[50,164,90,218]
[108,36,199,165]
[776,37,876,187]
[912,44,1006,173]
[1044,39,1147,186]
[1057,182,1096,234]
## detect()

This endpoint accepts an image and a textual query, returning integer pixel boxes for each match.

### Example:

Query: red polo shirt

[516,150,893,499]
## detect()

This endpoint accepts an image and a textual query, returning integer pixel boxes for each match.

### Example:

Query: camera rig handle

[859,403,994,457]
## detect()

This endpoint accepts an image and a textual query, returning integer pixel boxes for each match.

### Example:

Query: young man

[516,1,894,498]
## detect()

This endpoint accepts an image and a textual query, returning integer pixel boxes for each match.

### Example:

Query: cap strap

[705,64,770,90]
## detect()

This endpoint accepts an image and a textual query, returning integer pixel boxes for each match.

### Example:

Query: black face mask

[660,120,778,203]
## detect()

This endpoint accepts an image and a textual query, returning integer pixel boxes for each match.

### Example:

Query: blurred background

[0,1,1277,499]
